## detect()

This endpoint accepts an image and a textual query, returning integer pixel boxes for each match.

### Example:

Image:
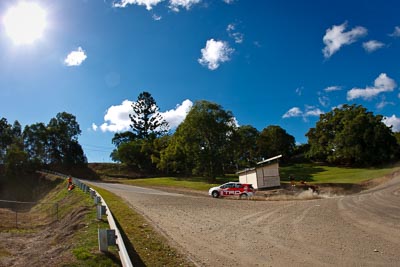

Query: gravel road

[89,174,400,266]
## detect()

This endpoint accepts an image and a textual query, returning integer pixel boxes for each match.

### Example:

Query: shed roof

[256,154,282,165]
[237,154,282,175]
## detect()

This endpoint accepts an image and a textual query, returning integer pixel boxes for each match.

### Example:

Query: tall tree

[111,139,155,171]
[160,100,235,182]
[229,125,259,170]
[11,121,22,141]
[306,104,399,165]
[257,125,295,160]
[23,122,48,164]
[111,92,169,172]
[0,118,13,164]
[4,143,29,176]
[46,112,86,165]
[111,131,136,147]
[129,91,169,140]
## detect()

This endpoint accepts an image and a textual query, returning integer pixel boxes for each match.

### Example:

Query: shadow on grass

[174,174,238,184]
[113,214,146,267]
[280,164,326,182]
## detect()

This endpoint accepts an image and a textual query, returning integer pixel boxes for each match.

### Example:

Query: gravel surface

[90,174,400,267]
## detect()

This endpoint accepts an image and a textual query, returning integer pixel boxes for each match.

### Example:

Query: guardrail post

[97,205,106,220]
[98,229,116,252]
[98,229,108,252]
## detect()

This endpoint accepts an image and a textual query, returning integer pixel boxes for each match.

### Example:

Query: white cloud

[322,22,367,58]
[169,0,201,12]
[295,86,303,96]
[324,85,342,92]
[198,39,234,70]
[253,41,261,47]
[227,23,235,32]
[113,0,201,11]
[389,26,400,38]
[283,106,323,119]
[363,40,384,53]
[230,117,239,127]
[304,107,323,117]
[227,23,244,44]
[376,100,394,109]
[152,14,162,20]
[282,107,303,118]
[318,96,330,107]
[99,100,133,132]
[332,104,344,110]
[347,73,397,100]
[222,0,234,3]
[64,47,87,66]
[231,32,243,44]
[95,99,193,132]
[383,115,400,132]
[159,99,193,129]
[113,0,164,10]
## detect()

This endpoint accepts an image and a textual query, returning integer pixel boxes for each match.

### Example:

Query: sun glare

[3,2,47,45]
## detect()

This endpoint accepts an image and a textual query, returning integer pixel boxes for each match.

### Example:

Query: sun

[3,2,47,45]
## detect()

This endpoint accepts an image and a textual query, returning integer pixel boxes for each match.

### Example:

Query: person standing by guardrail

[67,176,75,191]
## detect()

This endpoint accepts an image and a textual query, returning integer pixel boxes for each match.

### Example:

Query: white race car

[208,182,255,198]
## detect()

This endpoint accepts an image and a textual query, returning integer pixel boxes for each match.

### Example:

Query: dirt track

[90,174,400,266]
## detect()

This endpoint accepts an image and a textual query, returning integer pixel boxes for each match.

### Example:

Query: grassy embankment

[42,176,120,265]
[280,163,400,183]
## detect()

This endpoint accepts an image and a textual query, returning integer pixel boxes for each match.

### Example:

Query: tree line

[111,92,400,182]
[0,112,86,176]
[2,91,399,182]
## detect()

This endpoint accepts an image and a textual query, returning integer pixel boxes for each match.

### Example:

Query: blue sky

[1,0,400,162]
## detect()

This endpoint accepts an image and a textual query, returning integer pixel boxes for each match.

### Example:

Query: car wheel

[239,193,248,199]
[212,190,219,198]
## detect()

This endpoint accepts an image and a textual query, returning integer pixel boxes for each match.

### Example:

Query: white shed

[237,155,282,189]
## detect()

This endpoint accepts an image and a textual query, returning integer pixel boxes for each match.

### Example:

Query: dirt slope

[0,206,90,267]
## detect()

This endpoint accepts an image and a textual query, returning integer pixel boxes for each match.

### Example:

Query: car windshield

[221,183,236,188]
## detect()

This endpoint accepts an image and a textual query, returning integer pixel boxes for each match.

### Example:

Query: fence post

[55,203,59,221]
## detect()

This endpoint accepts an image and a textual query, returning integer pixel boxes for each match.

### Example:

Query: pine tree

[129,91,169,140]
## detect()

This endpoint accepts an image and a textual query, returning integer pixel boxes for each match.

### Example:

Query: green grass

[0,249,11,259]
[66,190,120,267]
[115,176,236,191]
[91,185,194,267]
[280,163,400,184]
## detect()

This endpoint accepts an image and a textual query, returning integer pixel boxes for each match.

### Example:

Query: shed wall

[256,163,281,188]
[239,170,257,188]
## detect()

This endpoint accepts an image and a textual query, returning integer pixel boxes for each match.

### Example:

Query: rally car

[208,182,255,198]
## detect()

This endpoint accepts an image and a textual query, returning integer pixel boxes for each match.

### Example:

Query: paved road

[89,175,400,266]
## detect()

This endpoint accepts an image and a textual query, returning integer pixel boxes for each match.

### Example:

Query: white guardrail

[40,170,133,267]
